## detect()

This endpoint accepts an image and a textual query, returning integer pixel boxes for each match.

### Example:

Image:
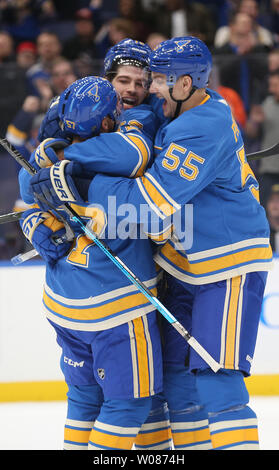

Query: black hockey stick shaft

[1,139,221,372]
[247,141,279,161]
[0,210,24,224]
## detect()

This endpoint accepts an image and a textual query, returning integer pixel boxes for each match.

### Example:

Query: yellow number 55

[162,143,205,180]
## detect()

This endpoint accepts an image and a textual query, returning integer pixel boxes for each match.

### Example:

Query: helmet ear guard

[58,76,123,139]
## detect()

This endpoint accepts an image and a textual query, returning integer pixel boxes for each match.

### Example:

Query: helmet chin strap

[169,86,197,119]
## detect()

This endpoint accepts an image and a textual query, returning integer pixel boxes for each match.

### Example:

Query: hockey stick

[0,138,75,247]
[0,144,271,224]
[247,141,279,161]
[0,210,39,264]
[2,139,221,373]
[0,210,24,224]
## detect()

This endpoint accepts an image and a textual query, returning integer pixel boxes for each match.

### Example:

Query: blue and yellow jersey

[43,199,158,331]
[18,104,160,331]
[91,89,273,284]
[19,104,160,204]
[62,104,160,177]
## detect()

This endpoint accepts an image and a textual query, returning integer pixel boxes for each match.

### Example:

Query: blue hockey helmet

[150,36,212,88]
[38,96,71,142]
[58,76,122,138]
[103,38,151,77]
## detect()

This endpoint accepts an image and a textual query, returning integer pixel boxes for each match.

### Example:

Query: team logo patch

[97,368,105,380]
[87,84,100,102]
[174,39,191,53]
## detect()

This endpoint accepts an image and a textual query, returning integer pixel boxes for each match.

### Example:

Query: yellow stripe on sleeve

[140,177,178,217]
[126,134,150,177]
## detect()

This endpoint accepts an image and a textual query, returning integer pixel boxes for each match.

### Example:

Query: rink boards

[0,257,278,402]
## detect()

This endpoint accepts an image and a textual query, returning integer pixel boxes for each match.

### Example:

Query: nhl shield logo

[97,368,105,380]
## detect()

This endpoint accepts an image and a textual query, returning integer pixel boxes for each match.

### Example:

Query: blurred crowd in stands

[1,0,279,259]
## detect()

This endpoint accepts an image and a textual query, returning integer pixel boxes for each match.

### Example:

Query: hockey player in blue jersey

[19,76,168,451]
[19,39,161,204]
[18,39,173,450]
[30,37,274,450]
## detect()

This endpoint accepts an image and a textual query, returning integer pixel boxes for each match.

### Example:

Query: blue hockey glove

[30,160,86,212]
[20,208,73,263]
[33,137,69,170]
[38,96,72,142]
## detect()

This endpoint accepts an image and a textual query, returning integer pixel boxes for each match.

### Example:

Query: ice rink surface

[0,396,278,450]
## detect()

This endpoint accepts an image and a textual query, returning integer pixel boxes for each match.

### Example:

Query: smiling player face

[149,72,179,118]
[111,65,148,110]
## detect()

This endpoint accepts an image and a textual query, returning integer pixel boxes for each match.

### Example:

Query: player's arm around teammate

[40,37,273,450]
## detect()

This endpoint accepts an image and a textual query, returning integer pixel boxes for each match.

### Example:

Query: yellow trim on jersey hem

[45,304,155,331]
[43,287,157,321]
[155,254,273,285]
[0,375,278,402]
[159,242,273,276]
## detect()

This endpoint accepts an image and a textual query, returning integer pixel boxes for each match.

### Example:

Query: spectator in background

[245,69,279,209]
[94,17,135,59]
[0,0,40,45]
[146,32,169,50]
[0,30,14,63]
[213,12,269,114]
[16,40,36,70]
[29,57,77,110]
[0,31,27,136]
[214,0,274,49]
[49,58,77,95]
[268,47,279,71]
[26,31,62,103]
[6,58,77,160]
[6,94,41,161]
[62,8,97,62]
[117,0,154,42]
[145,0,216,48]
[209,64,247,131]
[266,184,279,253]
[259,0,279,47]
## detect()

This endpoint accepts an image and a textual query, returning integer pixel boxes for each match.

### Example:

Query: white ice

[0,396,278,450]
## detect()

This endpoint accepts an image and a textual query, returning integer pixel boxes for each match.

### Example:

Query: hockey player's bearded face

[111,65,148,110]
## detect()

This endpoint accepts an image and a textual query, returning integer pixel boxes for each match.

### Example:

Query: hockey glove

[30,160,87,212]
[20,208,73,263]
[33,137,69,170]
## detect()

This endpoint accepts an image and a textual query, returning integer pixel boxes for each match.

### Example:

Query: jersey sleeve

[63,106,159,177]
[87,172,174,244]
[86,125,230,243]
